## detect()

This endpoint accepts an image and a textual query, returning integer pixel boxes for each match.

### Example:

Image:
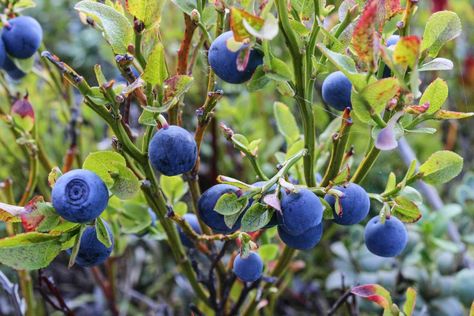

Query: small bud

[190,9,200,22]
[11,94,35,132]
[133,18,145,33]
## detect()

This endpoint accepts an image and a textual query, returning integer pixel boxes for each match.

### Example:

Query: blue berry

[52,169,109,223]
[73,222,114,267]
[2,16,43,59]
[3,56,26,80]
[233,251,263,282]
[278,223,323,250]
[0,40,6,69]
[148,125,197,176]
[324,183,370,225]
[198,184,242,234]
[178,213,202,248]
[386,35,400,47]
[208,31,263,84]
[321,71,352,111]
[364,216,408,257]
[278,189,323,236]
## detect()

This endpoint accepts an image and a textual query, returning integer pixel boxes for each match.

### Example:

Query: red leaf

[20,196,46,232]
[351,0,379,69]
[351,284,392,309]
[383,0,402,20]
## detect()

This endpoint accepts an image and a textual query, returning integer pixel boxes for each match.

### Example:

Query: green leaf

[384,172,397,194]
[317,44,368,91]
[224,212,242,229]
[83,151,125,187]
[215,193,248,216]
[434,110,474,120]
[95,217,112,248]
[109,163,140,199]
[170,0,197,15]
[143,43,168,85]
[75,1,134,54]
[419,150,463,185]
[419,78,448,114]
[393,196,422,223]
[240,203,271,232]
[421,11,462,57]
[12,55,35,73]
[268,57,293,82]
[0,232,63,270]
[273,102,300,142]
[351,78,400,123]
[230,7,264,41]
[402,287,417,316]
[160,175,189,204]
[247,66,271,91]
[68,224,86,268]
[258,244,278,262]
[83,151,139,199]
[118,202,152,234]
[138,109,157,126]
[126,0,164,27]
[419,58,453,72]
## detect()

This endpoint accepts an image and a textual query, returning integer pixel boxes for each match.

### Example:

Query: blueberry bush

[0,0,473,315]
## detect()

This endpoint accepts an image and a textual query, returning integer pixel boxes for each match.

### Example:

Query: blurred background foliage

[0,0,473,315]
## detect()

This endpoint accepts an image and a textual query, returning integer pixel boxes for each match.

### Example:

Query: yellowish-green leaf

[419,150,463,185]
[143,43,168,85]
[420,78,448,114]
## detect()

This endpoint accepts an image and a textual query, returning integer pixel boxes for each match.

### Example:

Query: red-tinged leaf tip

[406,102,430,114]
[435,110,474,120]
[21,196,46,232]
[393,36,421,68]
[230,7,264,42]
[384,0,402,20]
[11,94,35,132]
[351,284,391,309]
[351,0,378,68]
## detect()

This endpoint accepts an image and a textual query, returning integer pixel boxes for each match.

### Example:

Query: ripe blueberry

[324,183,370,225]
[52,169,109,223]
[278,223,323,250]
[3,56,26,80]
[278,189,323,236]
[364,215,408,257]
[232,251,263,282]
[208,31,263,84]
[198,184,242,234]
[148,125,197,176]
[321,71,352,111]
[178,213,202,248]
[2,16,43,59]
[73,222,114,267]
[0,40,6,69]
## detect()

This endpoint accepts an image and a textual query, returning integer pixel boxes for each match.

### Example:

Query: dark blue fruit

[178,213,202,248]
[321,71,352,111]
[148,125,197,176]
[278,189,323,236]
[208,31,263,84]
[278,223,323,250]
[52,169,109,223]
[364,216,408,257]
[322,71,352,111]
[73,222,114,267]
[0,40,6,69]
[233,251,263,282]
[3,56,26,80]
[324,183,370,225]
[2,16,43,59]
[198,184,242,234]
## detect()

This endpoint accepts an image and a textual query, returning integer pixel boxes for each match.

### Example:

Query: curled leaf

[351,284,392,309]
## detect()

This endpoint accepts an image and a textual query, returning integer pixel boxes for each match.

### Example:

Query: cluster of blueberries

[49,33,407,281]
[0,16,43,80]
